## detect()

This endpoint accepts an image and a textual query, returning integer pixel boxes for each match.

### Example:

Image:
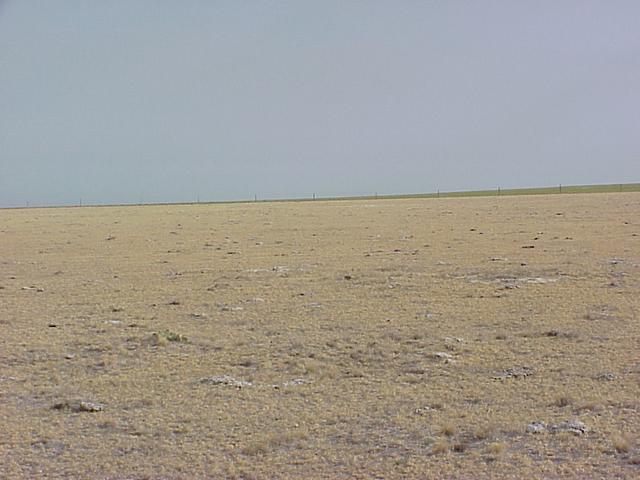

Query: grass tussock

[431,439,449,455]
[612,433,633,453]
[552,395,573,408]
[241,430,309,456]
[439,423,456,437]
[485,442,507,455]
[473,425,495,441]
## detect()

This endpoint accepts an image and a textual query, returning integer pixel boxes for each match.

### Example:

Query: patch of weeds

[146,330,189,346]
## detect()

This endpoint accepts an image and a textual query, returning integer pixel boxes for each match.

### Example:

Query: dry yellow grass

[1,192,639,478]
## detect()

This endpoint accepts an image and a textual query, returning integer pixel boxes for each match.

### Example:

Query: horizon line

[2,181,639,210]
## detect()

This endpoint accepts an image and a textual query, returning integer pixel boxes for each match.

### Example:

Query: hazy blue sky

[1,1,639,207]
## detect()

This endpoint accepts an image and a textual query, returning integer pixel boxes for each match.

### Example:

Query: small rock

[527,422,547,434]
[22,286,44,292]
[549,420,587,436]
[53,401,104,413]
[493,366,535,380]
[432,352,453,360]
[444,337,464,343]
[414,406,434,416]
[200,375,252,388]
[282,378,309,387]
[596,372,615,381]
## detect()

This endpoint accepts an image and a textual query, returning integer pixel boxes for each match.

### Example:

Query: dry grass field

[1,192,639,479]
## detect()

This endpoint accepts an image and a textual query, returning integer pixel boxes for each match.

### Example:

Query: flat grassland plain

[1,192,639,479]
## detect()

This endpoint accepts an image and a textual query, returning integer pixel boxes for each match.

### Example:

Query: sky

[1,1,639,207]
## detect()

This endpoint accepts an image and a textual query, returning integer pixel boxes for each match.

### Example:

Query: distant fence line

[8,182,640,209]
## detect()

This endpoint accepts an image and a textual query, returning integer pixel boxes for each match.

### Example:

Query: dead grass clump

[612,433,633,453]
[552,395,573,408]
[485,442,506,455]
[439,424,456,437]
[237,358,256,368]
[318,364,339,380]
[575,401,602,413]
[242,431,308,456]
[431,439,449,455]
[241,441,269,456]
[473,425,495,441]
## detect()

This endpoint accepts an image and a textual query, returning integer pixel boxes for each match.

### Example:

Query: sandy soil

[1,193,639,479]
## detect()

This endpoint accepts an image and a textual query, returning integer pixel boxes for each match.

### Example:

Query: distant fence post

[313,193,316,200]
[559,184,562,194]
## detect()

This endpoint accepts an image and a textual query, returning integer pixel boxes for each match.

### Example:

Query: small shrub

[145,330,189,346]
[160,330,189,343]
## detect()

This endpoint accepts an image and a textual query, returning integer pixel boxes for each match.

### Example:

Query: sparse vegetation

[2,192,639,478]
